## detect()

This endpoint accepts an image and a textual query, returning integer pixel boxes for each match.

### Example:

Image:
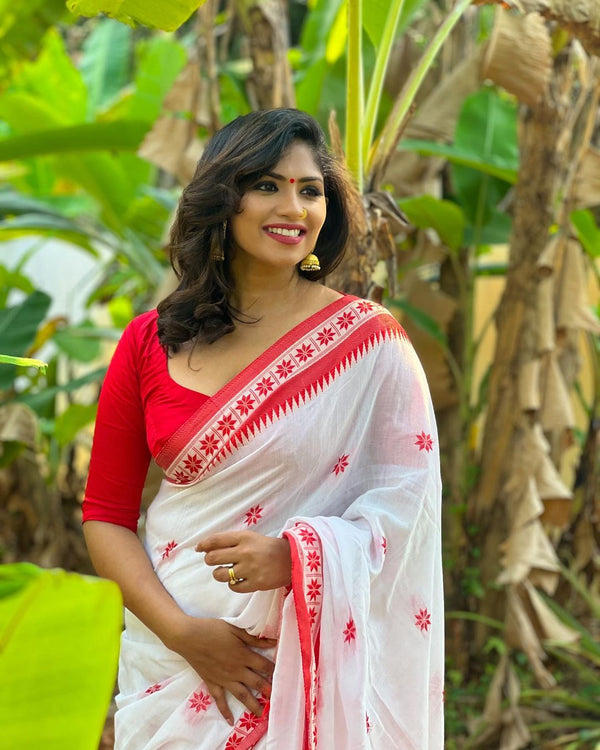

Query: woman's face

[229,141,327,274]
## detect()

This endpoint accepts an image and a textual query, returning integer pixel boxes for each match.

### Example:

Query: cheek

[314,207,327,232]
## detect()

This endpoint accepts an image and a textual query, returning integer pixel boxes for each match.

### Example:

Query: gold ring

[228,567,240,585]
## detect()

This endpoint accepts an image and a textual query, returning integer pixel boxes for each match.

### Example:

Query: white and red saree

[114,295,444,749]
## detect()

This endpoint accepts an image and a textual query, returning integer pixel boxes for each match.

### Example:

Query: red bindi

[289,178,295,183]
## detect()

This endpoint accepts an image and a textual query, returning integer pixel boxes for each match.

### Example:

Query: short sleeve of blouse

[82,319,152,532]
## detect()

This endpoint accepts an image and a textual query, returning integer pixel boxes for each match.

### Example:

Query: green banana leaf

[67,0,208,31]
[0,121,150,162]
[398,194,466,252]
[0,563,122,750]
[80,19,133,118]
[363,0,428,49]
[571,209,600,259]
[0,290,51,391]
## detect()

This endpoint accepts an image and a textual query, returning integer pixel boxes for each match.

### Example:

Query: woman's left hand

[196,531,292,593]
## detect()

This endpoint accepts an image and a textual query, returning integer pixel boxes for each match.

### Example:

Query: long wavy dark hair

[157,108,355,350]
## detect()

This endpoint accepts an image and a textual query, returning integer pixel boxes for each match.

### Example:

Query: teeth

[268,227,301,237]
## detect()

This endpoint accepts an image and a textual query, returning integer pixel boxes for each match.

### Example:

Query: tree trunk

[468,43,600,657]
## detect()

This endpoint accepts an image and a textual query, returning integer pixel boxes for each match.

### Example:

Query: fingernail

[227,717,234,726]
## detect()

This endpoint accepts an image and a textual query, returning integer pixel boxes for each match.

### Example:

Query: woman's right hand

[167,615,276,724]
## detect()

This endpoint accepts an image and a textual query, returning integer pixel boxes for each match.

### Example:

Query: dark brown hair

[157,108,355,350]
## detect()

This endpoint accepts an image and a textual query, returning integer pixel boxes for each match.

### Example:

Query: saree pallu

[114,296,444,750]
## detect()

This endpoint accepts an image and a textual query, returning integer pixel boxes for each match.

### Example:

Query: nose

[276,187,305,219]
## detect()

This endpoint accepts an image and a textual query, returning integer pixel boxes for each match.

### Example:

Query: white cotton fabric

[114,302,444,749]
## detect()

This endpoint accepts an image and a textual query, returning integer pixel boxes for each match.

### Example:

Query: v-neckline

[165,293,353,402]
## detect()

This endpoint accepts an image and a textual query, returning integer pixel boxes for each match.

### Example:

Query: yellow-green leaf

[67,0,209,32]
[0,564,122,750]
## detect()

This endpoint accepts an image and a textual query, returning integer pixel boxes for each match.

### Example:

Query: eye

[301,185,323,198]
[253,180,277,192]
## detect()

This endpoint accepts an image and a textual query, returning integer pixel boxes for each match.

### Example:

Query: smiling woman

[81,109,444,749]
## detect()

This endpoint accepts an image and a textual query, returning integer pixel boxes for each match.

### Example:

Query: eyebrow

[265,171,324,184]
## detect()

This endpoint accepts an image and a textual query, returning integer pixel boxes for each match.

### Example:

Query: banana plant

[345,0,475,191]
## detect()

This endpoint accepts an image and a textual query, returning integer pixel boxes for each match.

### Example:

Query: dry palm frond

[482,10,552,107]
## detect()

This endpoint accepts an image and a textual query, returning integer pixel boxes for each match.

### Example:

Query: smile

[263,225,306,245]
[265,227,303,237]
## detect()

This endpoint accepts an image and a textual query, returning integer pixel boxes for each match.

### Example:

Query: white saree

[114,295,444,749]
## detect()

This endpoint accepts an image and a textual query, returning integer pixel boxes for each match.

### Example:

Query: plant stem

[368,0,473,182]
[362,0,406,168]
[345,0,364,190]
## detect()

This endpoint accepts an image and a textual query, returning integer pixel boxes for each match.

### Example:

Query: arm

[83,320,275,720]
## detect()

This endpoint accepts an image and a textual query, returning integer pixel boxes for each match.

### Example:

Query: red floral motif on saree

[307,579,321,601]
[239,711,260,731]
[336,311,356,330]
[145,683,162,694]
[235,395,256,416]
[225,698,270,749]
[275,358,295,379]
[217,413,237,435]
[415,431,433,452]
[295,343,315,362]
[366,713,372,733]
[244,505,263,526]
[224,734,243,748]
[255,376,275,397]
[381,536,387,555]
[183,453,201,473]
[332,454,350,475]
[160,540,177,560]
[306,551,320,571]
[316,326,335,346]
[343,618,356,643]
[415,607,432,632]
[298,527,317,546]
[188,690,211,712]
[199,434,219,455]
[160,298,408,486]
[356,300,375,314]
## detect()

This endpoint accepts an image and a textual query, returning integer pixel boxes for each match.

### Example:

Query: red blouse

[82,311,208,532]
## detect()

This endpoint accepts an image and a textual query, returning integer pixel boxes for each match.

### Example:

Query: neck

[230,262,309,318]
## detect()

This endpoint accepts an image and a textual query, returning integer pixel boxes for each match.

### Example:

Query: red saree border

[158,297,407,483]
[283,523,323,750]
[223,703,269,750]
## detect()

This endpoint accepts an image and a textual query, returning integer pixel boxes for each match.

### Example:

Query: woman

[83,108,443,749]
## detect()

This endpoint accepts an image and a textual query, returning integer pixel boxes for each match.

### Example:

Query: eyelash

[254,181,323,198]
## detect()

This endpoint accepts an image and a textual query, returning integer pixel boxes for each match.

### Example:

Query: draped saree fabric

[114,296,444,749]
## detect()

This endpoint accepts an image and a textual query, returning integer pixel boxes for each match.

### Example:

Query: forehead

[272,141,322,176]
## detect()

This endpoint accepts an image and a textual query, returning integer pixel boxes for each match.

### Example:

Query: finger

[205,682,234,726]
[224,576,258,594]
[227,681,264,717]
[235,629,277,650]
[247,652,276,679]
[212,566,246,586]
[203,548,239,567]
[240,668,272,698]
[196,532,242,553]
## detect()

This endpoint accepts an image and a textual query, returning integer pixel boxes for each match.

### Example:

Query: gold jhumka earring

[210,221,227,261]
[298,208,320,271]
[299,251,321,272]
